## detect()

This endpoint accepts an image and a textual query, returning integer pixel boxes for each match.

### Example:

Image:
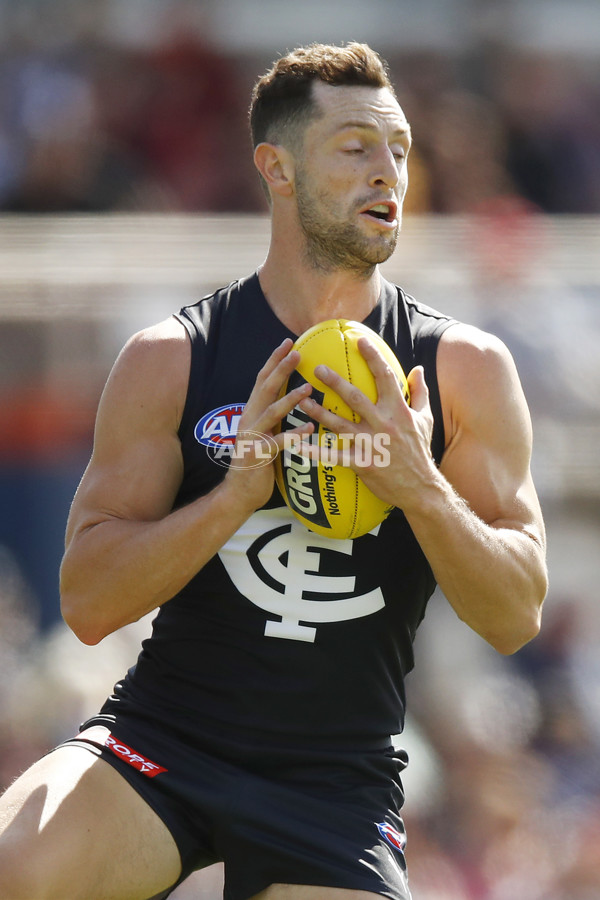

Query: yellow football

[274,319,410,539]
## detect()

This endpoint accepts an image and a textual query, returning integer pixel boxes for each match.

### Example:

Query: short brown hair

[249,42,395,150]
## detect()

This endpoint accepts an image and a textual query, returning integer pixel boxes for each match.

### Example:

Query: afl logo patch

[377,822,406,853]
[195,403,245,447]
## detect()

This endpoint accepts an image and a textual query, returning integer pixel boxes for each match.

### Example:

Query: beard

[295,168,400,275]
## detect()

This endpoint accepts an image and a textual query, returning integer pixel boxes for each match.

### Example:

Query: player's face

[293,83,411,274]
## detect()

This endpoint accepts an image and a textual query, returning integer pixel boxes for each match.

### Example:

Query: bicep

[438,326,544,537]
[65,321,189,543]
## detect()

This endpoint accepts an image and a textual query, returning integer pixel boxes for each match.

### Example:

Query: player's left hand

[297,336,439,511]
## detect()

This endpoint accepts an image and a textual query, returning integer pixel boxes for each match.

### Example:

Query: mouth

[360,200,398,229]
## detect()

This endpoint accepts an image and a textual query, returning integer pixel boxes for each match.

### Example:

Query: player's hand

[297,337,438,511]
[223,339,314,513]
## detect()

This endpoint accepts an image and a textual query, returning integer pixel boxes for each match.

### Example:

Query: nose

[369,144,400,190]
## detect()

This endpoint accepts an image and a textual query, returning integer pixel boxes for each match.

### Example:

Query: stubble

[295,168,399,276]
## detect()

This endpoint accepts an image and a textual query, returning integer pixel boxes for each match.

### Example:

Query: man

[0,42,547,900]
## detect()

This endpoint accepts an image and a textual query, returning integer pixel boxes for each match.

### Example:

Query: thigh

[251,888,381,900]
[0,744,182,900]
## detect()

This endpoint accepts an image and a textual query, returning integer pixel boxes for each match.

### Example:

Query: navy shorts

[57,709,412,900]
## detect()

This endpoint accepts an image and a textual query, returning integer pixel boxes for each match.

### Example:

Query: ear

[253,143,295,198]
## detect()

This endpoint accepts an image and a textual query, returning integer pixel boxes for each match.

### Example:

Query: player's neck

[258,255,381,336]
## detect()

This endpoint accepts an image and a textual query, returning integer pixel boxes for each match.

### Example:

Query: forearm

[60,479,251,645]
[404,475,548,654]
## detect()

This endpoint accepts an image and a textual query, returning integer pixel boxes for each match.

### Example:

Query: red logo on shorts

[104,734,167,778]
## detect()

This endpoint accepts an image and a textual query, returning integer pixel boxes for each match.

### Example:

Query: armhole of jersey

[173,309,207,443]
[173,310,194,342]
[415,319,457,465]
[392,286,457,466]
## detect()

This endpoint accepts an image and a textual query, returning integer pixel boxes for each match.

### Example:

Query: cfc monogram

[219,508,384,642]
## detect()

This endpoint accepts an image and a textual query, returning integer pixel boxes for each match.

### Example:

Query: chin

[368,234,399,264]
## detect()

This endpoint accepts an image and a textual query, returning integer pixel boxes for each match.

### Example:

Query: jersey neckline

[247,270,395,340]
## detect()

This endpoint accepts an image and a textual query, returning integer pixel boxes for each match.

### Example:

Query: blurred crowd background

[0,0,599,216]
[1,1,600,898]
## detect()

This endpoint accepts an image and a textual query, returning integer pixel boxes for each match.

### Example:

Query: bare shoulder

[435,323,544,540]
[102,316,191,429]
[117,315,190,380]
[438,321,516,382]
[129,314,189,346]
[437,322,528,438]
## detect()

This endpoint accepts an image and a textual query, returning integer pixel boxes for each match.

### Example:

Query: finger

[357,337,407,404]
[253,380,312,434]
[262,349,303,400]
[313,364,375,420]
[255,339,296,390]
[298,396,357,434]
[271,422,315,453]
[290,437,355,469]
[244,345,302,422]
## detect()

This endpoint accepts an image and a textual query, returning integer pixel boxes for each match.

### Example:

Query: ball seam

[341,322,361,539]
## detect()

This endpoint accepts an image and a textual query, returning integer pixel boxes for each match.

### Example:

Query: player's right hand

[223,339,314,514]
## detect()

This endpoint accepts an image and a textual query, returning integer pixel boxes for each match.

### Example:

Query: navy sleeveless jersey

[109,273,456,750]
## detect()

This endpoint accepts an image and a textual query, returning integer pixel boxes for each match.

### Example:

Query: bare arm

[404,325,547,653]
[60,320,312,645]
[299,324,548,655]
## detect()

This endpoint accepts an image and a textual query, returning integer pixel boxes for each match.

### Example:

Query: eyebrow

[337,120,412,138]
